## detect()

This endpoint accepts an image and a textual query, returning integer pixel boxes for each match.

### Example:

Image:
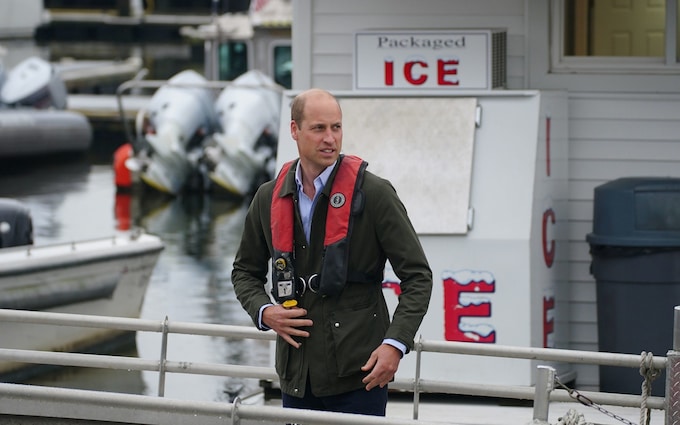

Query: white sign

[354,30,494,90]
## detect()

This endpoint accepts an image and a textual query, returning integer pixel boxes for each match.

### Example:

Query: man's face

[290,93,343,177]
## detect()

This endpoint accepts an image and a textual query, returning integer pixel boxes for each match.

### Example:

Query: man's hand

[360,343,401,391]
[262,304,313,348]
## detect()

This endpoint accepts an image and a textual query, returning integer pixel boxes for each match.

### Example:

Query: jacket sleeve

[370,177,433,352]
[231,185,275,328]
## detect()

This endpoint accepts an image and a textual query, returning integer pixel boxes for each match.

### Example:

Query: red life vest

[271,154,367,304]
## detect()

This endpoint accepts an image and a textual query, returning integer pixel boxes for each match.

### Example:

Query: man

[231,88,432,416]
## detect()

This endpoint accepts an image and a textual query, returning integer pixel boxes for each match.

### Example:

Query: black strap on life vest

[270,154,368,300]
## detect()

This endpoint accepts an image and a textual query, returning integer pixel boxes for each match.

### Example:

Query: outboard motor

[0,198,33,248]
[206,70,282,197]
[0,56,68,110]
[132,69,218,195]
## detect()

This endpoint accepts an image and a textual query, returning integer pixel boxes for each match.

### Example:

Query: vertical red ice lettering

[384,59,394,86]
[543,296,555,348]
[542,208,555,268]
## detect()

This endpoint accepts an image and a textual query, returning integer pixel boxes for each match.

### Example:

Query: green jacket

[232,158,432,398]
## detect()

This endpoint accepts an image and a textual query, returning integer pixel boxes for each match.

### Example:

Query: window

[554,0,680,72]
[217,41,249,81]
[272,44,292,89]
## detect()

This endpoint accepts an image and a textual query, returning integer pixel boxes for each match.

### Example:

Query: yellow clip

[282,299,298,309]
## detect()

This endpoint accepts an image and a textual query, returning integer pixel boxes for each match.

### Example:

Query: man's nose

[322,129,335,141]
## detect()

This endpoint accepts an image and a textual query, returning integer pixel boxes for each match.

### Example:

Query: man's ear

[290,121,298,141]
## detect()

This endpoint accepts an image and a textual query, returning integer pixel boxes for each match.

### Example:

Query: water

[0,28,272,402]
[0,153,270,402]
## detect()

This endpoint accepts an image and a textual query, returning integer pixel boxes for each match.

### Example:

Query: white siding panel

[568,200,592,221]
[569,244,592,264]
[313,34,353,54]
[571,342,597,352]
[506,33,525,52]
[506,77,524,90]
[569,323,598,345]
[570,283,597,305]
[570,160,680,180]
[571,96,680,121]
[506,57,524,81]
[307,0,527,90]
[571,120,680,142]
[571,140,680,161]
[571,265,595,285]
[312,75,354,89]
[312,54,352,73]
[570,324,598,346]
[574,367,599,390]
[569,251,591,268]
[569,181,603,202]
[568,222,592,243]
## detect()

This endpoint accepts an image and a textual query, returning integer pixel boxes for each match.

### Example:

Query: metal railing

[0,307,675,425]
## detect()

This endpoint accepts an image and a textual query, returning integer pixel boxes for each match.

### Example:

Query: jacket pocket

[329,301,388,377]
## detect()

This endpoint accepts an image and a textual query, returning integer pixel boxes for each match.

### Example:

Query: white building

[285,0,680,392]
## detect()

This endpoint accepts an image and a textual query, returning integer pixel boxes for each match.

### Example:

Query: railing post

[158,316,169,397]
[665,306,680,425]
[413,335,423,420]
[231,396,241,425]
[532,365,555,424]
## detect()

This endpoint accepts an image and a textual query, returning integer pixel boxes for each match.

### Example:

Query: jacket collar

[277,156,344,199]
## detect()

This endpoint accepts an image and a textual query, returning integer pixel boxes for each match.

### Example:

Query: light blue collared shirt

[295,161,335,242]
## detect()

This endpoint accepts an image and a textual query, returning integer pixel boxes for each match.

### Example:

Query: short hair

[290,93,306,126]
[290,89,340,126]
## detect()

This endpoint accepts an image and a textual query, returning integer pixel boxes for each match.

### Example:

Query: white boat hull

[0,110,92,158]
[0,231,164,378]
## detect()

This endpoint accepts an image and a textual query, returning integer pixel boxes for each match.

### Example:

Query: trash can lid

[586,177,680,247]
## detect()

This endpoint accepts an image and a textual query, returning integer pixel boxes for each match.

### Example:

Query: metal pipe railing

[0,382,447,425]
[420,339,667,370]
[0,308,671,423]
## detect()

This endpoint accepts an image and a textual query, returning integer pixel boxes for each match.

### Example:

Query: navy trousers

[282,376,388,417]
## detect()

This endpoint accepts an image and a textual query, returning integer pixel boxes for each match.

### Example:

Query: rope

[556,408,594,425]
[639,351,660,425]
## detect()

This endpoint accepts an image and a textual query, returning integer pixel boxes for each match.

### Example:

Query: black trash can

[587,177,680,396]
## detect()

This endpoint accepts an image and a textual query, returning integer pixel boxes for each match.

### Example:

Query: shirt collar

[295,161,336,195]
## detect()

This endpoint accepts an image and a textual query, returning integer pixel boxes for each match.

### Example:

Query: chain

[554,376,638,425]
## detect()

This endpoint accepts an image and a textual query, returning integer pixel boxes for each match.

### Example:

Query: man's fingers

[263,305,313,348]
[282,334,301,348]
[361,344,401,391]
[263,305,313,332]
[361,353,377,371]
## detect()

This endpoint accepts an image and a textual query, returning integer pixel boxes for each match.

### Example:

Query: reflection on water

[0,155,268,401]
[127,189,269,401]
